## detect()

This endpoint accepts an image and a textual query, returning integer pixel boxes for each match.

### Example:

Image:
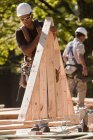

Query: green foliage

[0,0,93,72]
[81,18,93,28]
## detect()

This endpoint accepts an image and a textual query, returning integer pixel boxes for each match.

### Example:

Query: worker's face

[19,13,33,26]
[80,35,86,42]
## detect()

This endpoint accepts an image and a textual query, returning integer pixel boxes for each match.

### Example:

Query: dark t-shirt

[16,20,43,57]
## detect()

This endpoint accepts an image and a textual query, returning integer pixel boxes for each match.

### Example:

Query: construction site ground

[0,97,93,140]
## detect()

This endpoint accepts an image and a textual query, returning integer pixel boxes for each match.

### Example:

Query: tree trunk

[77,0,93,54]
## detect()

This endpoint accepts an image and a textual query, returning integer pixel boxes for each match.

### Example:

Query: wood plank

[54,37,66,117]
[0,108,20,112]
[0,110,19,119]
[25,71,40,121]
[18,17,52,121]
[0,129,16,135]
[72,97,93,104]
[54,37,74,117]
[0,124,32,130]
[39,47,48,119]
[0,114,93,135]
[0,112,93,126]
[46,32,56,118]
[29,70,40,120]
[73,97,93,109]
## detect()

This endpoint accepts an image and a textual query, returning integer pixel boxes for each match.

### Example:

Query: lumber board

[72,97,93,104]
[29,70,40,120]
[0,119,71,127]
[0,110,19,119]
[0,108,20,112]
[25,70,40,120]
[0,115,79,126]
[18,17,52,121]
[73,97,93,109]
[0,112,93,126]
[0,124,32,130]
[0,129,16,135]
[46,32,56,118]
[54,37,74,117]
[25,99,32,121]
[39,46,48,119]
[53,37,63,117]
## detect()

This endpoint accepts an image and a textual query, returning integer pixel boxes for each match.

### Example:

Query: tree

[77,0,93,54]
[0,0,93,72]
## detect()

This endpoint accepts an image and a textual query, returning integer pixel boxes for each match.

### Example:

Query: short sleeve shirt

[73,38,85,64]
[63,38,85,64]
[16,20,43,57]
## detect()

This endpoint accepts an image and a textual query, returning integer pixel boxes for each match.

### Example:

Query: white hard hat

[17,3,32,17]
[75,27,88,39]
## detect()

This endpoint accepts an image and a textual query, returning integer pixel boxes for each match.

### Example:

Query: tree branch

[38,0,61,14]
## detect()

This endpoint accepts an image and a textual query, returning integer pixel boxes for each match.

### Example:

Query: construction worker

[16,2,51,132]
[16,3,43,89]
[63,27,88,108]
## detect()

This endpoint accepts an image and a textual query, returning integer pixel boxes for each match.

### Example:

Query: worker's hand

[82,66,88,76]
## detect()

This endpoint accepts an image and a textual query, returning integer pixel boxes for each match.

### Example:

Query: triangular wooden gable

[18,17,74,121]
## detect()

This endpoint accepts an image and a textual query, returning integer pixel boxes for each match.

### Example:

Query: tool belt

[66,64,87,81]
[66,71,77,79]
[19,56,33,88]
[19,21,42,88]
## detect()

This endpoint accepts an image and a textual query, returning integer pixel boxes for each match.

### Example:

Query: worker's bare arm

[20,33,41,57]
[78,54,88,76]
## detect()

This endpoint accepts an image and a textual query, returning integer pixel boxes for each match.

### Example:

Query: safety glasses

[20,14,32,21]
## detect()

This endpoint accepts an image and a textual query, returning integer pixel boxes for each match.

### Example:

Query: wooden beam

[0,129,16,135]
[73,97,93,109]
[18,17,52,121]
[54,37,74,117]
[73,97,93,104]
[0,124,32,130]
[39,46,48,119]
[0,109,19,119]
[46,32,57,118]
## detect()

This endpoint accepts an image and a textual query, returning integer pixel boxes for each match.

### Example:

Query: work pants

[67,75,87,107]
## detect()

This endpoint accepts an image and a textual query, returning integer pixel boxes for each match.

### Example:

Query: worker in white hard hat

[16,3,56,84]
[63,26,89,132]
[16,2,56,133]
[63,27,88,112]
[16,2,56,89]
[16,2,43,58]
[16,2,43,101]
